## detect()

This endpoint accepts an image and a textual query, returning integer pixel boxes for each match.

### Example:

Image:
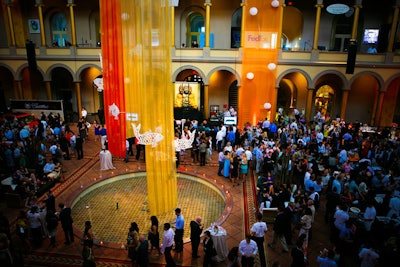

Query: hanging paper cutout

[132,123,164,148]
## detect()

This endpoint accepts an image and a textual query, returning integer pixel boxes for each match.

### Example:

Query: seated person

[47,162,62,181]
[43,159,56,177]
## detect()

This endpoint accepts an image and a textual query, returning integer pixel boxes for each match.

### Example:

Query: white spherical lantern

[264,102,272,110]
[249,7,258,16]
[246,72,255,80]
[271,0,279,8]
[268,63,276,70]
[121,13,130,21]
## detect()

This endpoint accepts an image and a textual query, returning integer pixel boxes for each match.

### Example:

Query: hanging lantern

[271,0,280,8]
[264,102,272,110]
[249,7,258,16]
[268,63,276,70]
[246,72,254,80]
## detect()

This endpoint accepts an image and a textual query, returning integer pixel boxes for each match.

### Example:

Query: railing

[0,46,399,68]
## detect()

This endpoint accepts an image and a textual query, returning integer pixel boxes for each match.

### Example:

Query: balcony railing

[0,46,399,69]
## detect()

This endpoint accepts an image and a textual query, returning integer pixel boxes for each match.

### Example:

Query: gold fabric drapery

[121,0,177,214]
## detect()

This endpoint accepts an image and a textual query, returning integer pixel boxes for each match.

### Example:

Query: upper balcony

[0,46,399,71]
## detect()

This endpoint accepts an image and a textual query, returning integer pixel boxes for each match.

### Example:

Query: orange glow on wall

[239,0,281,127]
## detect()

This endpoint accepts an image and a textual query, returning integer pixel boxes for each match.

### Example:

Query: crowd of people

[0,110,106,266]
[2,105,400,266]
[173,108,400,267]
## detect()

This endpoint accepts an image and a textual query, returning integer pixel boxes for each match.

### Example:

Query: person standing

[44,190,56,213]
[202,230,215,267]
[240,153,249,183]
[58,203,74,245]
[148,215,160,255]
[76,134,84,160]
[174,208,184,253]
[190,216,203,258]
[239,234,258,267]
[160,223,176,267]
[82,221,94,249]
[217,150,225,176]
[124,139,130,163]
[46,209,59,247]
[127,222,139,262]
[27,206,43,248]
[199,139,208,166]
[82,244,96,267]
[291,238,307,267]
[250,213,268,267]
[136,234,149,267]
[268,206,289,253]
[81,107,88,120]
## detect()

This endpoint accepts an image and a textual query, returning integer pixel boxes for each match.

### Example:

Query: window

[187,13,204,47]
[51,13,69,47]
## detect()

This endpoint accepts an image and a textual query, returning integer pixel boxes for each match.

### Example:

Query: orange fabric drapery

[99,0,126,157]
[239,0,281,127]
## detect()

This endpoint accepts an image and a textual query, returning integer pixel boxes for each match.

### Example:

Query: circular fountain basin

[71,172,230,249]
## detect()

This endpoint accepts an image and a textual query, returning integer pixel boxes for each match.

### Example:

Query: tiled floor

[2,126,335,267]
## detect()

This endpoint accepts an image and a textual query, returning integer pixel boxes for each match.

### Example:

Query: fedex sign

[245,31,278,49]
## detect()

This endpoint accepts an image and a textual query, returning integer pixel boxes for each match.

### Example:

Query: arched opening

[314,85,335,121]
[50,13,69,47]
[231,8,242,48]
[187,12,204,47]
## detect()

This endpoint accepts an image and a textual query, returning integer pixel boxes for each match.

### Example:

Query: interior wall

[346,75,378,124]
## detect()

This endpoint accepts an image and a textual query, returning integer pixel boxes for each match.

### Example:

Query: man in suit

[58,203,74,245]
[75,134,84,160]
[190,216,203,258]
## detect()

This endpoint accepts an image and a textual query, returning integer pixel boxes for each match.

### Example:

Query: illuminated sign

[244,31,278,49]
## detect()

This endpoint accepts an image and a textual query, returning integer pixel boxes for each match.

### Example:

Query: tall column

[13,80,23,99]
[204,84,209,119]
[340,90,349,120]
[74,81,82,117]
[387,0,400,52]
[204,0,211,48]
[45,81,52,100]
[351,1,363,39]
[35,1,46,46]
[67,0,77,46]
[240,1,246,48]
[371,92,385,127]
[370,92,385,126]
[171,6,176,47]
[312,0,323,50]
[305,88,314,122]
[4,1,16,46]
[277,0,286,49]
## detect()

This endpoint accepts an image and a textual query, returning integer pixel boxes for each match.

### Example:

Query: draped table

[207,225,229,262]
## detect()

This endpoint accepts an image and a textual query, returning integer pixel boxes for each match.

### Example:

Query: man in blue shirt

[174,208,184,252]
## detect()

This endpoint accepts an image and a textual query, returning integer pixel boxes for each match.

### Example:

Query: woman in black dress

[202,230,216,267]
[148,215,160,255]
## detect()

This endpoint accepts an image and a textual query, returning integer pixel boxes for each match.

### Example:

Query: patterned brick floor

[0,125,333,267]
[71,173,226,246]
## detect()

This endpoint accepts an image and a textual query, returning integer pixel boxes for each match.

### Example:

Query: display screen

[363,29,379,44]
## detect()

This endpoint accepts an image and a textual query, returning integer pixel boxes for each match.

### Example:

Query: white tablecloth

[207,226,229,262]
[100,150,116,171]
[1,177,17,190]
